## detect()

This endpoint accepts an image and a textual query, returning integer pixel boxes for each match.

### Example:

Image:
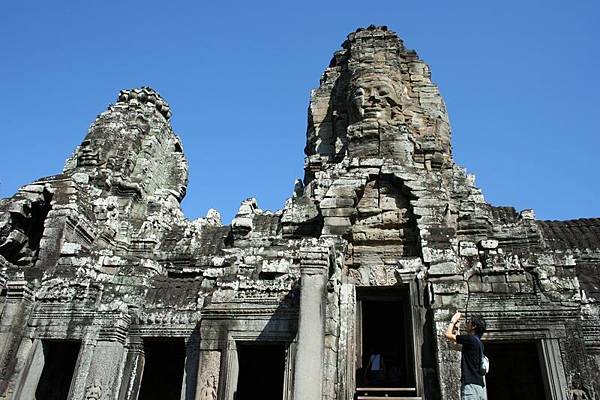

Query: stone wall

[0,26,598,400]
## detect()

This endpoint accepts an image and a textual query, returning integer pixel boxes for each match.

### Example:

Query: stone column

[433,309,462,400]
[79,340,127,399]
[68,338,97,400]
[117,337,145,400]
[292,245,330,400]
[182,333,199,400]
[338,283,356,400]
[12,338,42,400]
[194,319,224,400]
[194,350,222,400]
[0,279,34,398]
[69,316,129,400]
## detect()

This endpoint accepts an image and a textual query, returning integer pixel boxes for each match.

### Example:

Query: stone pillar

[80,340,127,399]
[69,316,129,400]
[338,283,356,400]
[68,338,97,400]
[182,332,199,400]
[292,245,330,400]
[427,262,468,400]
[0,279,34,398]
[12,338,42,400]
[433,309,462,400]
[195,311,231,400]
[117,337,145,400]
[194,350,222,400]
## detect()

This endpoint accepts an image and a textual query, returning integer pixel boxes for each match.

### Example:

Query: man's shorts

[461,383,487,400]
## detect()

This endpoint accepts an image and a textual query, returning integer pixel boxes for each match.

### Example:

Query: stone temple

[0,26,598,400]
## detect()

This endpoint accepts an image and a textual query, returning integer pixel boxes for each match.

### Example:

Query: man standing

[364,348,385,386]
[445,311,487,400]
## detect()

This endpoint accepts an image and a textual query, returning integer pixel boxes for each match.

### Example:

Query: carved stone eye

[353,88,365,98]
[377,87,389,97]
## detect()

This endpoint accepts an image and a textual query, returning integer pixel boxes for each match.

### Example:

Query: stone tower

[0,26,598,400]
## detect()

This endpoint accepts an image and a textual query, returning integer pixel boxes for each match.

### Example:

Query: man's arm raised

[445,311,461,342]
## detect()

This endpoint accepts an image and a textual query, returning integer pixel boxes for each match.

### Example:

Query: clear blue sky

[1,1,598,223]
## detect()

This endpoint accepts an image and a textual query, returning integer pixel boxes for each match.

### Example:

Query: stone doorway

[138,338,186,400]
[485,341,549,400]
[234,342,286,400]
[356,286,416,394]
[35,340,81,400]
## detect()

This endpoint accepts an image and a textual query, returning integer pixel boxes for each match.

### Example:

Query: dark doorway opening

[357,287,414,388]
[35,340,80,400]
[138,338,186,400]
[485,341,548,400]
[235,342,286,400]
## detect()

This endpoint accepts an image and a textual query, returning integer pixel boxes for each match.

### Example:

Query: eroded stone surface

[0,26,598,400]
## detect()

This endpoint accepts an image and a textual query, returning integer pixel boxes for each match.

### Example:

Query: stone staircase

[355,386,421,400]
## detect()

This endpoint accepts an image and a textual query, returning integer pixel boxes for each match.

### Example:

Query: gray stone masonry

[0,26,598,400]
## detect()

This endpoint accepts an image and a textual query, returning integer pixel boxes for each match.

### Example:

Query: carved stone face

[76,122,116,168]
[75,116,137,172]
[77,138,101,167]
[349,73,402,123]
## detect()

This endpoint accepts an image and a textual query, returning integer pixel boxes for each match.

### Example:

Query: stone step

[355,387,420,400]
[356,397,421,400]
[356,387,417,392]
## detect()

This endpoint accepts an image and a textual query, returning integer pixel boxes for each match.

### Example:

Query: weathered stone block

[459,241,478,256]
[60,242,81,255]
[482,274,506,283]
[357,194,379,208]
[428,262,461,276]
[506,273,527,283]
[479,239,499,249]
[432,281,467,294]
[321,207,355,217]
[320,197,355,208]
[324,216,352,227]
[469,282,493,292]
[438,293,464,306]
[519,282,535,293]
[381,210,402,225]
[490,282,520,293]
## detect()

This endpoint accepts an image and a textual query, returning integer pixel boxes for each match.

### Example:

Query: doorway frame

[199,302,299,400]
[222,334,295,400]
[354,283,423,395]
[137,337,188,400]
[16,338,82,400]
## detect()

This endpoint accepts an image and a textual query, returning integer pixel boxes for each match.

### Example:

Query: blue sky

[1,1,598,223]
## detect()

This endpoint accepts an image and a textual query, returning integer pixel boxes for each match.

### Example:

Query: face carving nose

[368,94,380,104]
